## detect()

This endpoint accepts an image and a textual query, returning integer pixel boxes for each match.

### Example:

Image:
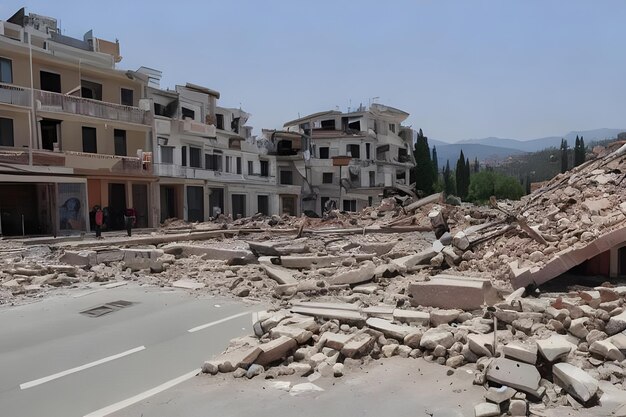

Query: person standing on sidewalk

[124,207,136,237]
[94,206,104,239]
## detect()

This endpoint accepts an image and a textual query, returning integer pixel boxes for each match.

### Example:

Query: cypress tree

[579,136,585,165]
[432,146,439,177]
[443,160,455,195]
[455,150,468,199]
[560,138,568,173]
[412,129,434,195]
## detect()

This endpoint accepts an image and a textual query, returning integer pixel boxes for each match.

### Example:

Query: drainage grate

[80,300,136,318]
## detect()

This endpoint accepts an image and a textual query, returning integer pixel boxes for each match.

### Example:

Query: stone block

[366,317,412,340]
[430,309,461,326]
[270,325,313,344]
[420,328,454,350]
[502,341,537,364]
[329,261,376,285]
[589,339,625,361]
[553,363,599,403]
[486,358,541,396]
[340,334,374,358]
[262,264,298,285]
[408,274,497,310]
[255,336,298,366]
[474,402,500,417]
[536,335,574,362]
[392,309,430,326]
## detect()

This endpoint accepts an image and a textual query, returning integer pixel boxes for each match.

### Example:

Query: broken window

[114,129,126,156]
[120,88,134,106]
[348,120,361,131]
[161,146,173,164]
[320,119,336,130]
[319,147,329,159]
[0,117,14,146]
[216,114,224,130]
[389,123,396,133]
[40,71,61,93]
[0,58,12,83]
[181,107,195,120]
[343,199,357,212]
[346,144,360,159]
[260,160,269,177]
[398,147,409,162]
[190,147,201,168]
[40,119,60,151]
[81,80,102,100]
[82,127,97,153]
[322,172,333,184]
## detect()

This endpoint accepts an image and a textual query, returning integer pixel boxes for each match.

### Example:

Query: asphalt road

[0,284,258,417]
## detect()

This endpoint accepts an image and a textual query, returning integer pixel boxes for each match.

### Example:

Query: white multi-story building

[271,104,415,215]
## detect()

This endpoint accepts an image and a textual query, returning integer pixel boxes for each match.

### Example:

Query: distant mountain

[433,143,525,168]
[451,128,624,153]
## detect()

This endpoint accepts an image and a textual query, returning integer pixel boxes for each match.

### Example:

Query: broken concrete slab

[340,334,374,358]
[502,340,537,364]
[468,333,495,357]
[269,325,313,344]
[262,264,298,285]
[320,332,353,350]
[589,339,625,361]
[172,279,206,290]
[430,309,461,326]
[485,385,517,404]
[255,336,298,366]
[163,244,254,262]
[362,305,395,320]
[329,261,376,285]
[204,346,262,373]
[391,249,436,270]
[277,255,345,269]
[357,241,397,256]
[420,328,454,350]
[290,306,364,324]
[408,274,498,310]
[392,309,430,326]
[553,362,599,403]
[486,358,541,396]
[536,335,575,362]
[474,402,500,417]
[365,317,412,340]
[60,250,97,266]
[606,310,626,335]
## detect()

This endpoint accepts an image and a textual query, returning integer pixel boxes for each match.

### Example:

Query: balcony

[154,163,277,184]
[64,151,152,175]
[0,83,31,107]
[179,119,216,137]
[0,147,65,166]
[34,90,152,125]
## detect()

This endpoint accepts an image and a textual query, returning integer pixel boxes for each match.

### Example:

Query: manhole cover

[80,305,116,317]
[80,300,136,317]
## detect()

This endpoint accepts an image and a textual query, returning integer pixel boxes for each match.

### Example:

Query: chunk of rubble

[392,309,430,325]
[430,309,461,326]
[589,339,625,361]
[255,336,298,366]
[502,341,537,364]
[362,305,395,320]
[552,363,599,403]
[408,274,498,310]
[536,335,575,362]
[357,241,397,256]
[485,385,516,404]
[289,382,324,396]
[163,244,254,262]
[420,328,454,350]
[468,333,495,357]
[474,402,500,417]
[365,317,412,340]
[340,334,375,358]
[202,346,262,374]
[329,261,376,285]
[391,249,436,270]
[269,325,313,344]
[262,264,298,285]
[486,358,541,396]
[320,332,353,350]
[172,279,206,290]
[605,310,626,335]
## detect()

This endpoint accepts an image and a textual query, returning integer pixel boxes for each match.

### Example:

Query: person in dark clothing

[124,207,136,237]
[94,206,104,239]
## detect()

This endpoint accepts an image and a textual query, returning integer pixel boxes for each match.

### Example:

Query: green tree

[443,160,456,195]
[574,135,586,167]
[467,171,525,203]
[560,138,568,173]
[412,129,435,195]
[432,146,439,177]
[580,136,585,165]
[455,150,469,199]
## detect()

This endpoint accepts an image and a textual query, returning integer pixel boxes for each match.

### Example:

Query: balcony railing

[154,163,276,183]
[180,119,216,137]
[34,90,152,125]
[64,151,152,175]
[0,83,31,107]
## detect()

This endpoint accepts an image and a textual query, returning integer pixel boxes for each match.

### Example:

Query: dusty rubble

[1,143,626,414]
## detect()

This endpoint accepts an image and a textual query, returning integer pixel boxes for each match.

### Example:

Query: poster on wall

[58,183,86,231]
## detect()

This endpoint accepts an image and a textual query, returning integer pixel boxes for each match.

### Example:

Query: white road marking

[187,311,251,333]
[20,345,146,390]
[82,368,201,417]
[73,290,101,298]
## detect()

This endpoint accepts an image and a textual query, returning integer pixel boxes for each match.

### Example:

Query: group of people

[91,206,137,238]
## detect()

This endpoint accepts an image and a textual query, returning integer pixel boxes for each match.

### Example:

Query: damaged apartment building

[0,8,155,236]
[148,76,283,222]
[264,104,415,215]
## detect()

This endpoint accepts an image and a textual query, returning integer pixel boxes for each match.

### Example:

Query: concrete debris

[536,335,574,362]
[474,402,500,417]
[486,358,541,396]
[408,275,497,310]
[552,363,599,403]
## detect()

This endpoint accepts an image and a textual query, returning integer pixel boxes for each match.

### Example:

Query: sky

[2,1,626,141]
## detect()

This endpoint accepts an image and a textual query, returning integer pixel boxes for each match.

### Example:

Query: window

[81,80,102,100]
[82,127,97,153]
[322,172,333,184]
[348,120,361,131]
[216,114,224,130]
[236,157,242,174]
[40,71,61,93]
[121,88,134,106]
[347,144,360,158]
[368,196,373,207]
[181,146,187,166]
[343,200,357,212]
[114,129,126,156]
[257,195,269,216]
[225,156,232,173]
[280,170,293,185]
[247,160,254,175]
[206,153,222,171]
[181,107,195,120]
[232,194,246,218]
[0,117,14,146]
[0,58,12,83]
[190,147,201,168]
[161,146,173,164]
[369,171,376,187]
[389,123,396,133]
[366,143,371,160]
[40,119,59,151]
[260,160,269,177]
[319,147,329,159]
[320,119,335,130]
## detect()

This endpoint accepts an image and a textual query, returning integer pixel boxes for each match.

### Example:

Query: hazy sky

[2,1,625,141]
